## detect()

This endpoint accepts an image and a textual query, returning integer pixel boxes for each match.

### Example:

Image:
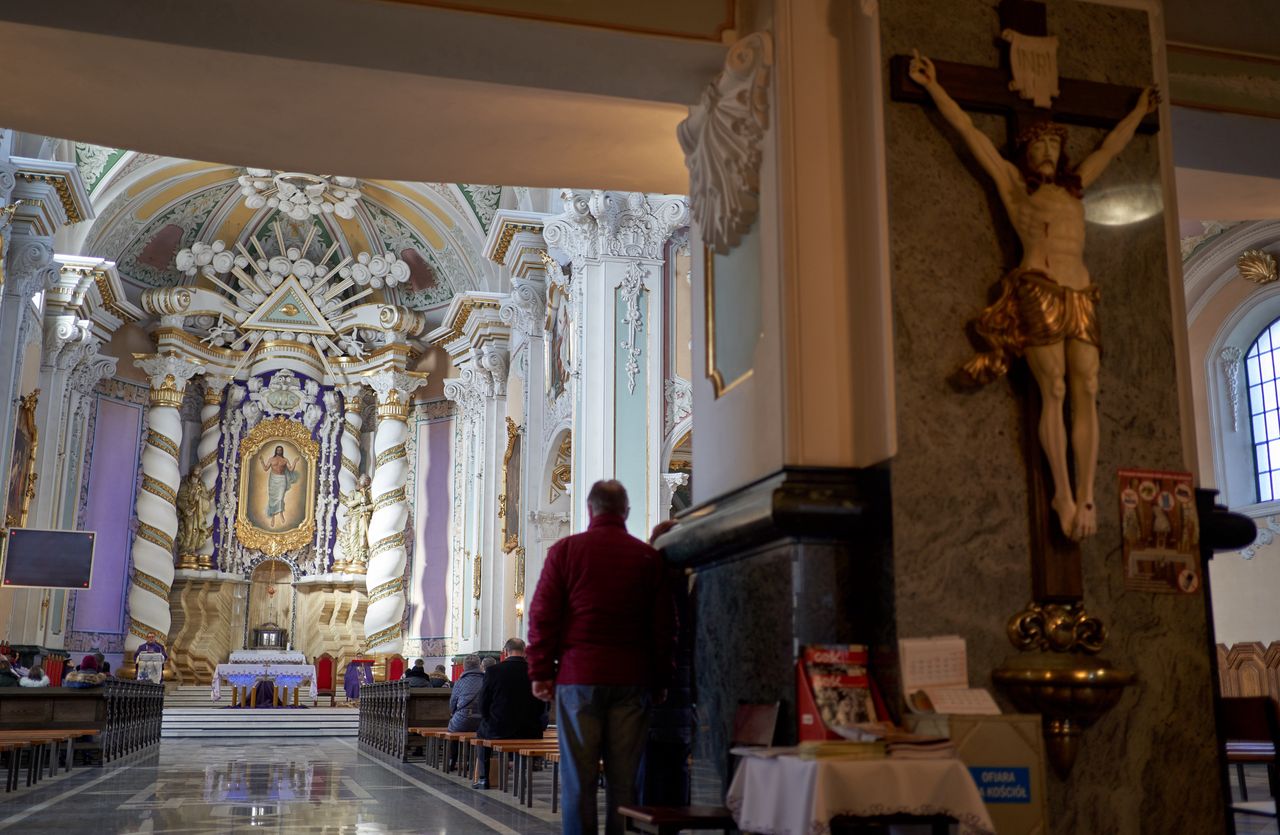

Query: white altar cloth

[727,754,995,835]
[211,663,317,701]
[229,649,307,665]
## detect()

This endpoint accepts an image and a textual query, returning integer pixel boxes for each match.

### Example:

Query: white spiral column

[363,371,428,652]
[193,377,228,571]
[126,354,204,664]
[332,385,365,573]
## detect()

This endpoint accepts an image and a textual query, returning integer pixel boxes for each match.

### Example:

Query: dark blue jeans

[556,685,649,835]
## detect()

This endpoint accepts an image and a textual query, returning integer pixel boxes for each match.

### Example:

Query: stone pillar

[194,376,229,571]
[363,371,428,653]
[543,191,687,538]
[125,353,204,668]
[332,384,366,573]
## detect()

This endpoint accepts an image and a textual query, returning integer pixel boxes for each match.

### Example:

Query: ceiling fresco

[72,151,501,314]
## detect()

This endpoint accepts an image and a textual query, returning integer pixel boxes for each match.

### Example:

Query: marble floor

[1233,763,1279,835]
[0,738,568,834]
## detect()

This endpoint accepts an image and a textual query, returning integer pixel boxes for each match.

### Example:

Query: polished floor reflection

[0,738,562,834]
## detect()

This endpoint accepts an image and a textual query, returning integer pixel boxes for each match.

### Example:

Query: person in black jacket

[403,659,432,687]
[472,637,549,790]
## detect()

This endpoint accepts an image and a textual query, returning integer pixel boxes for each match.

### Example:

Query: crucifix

[890,0,1159,603]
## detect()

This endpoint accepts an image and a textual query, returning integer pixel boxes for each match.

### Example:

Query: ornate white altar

[228,649,307,665]
[211,661,317,707]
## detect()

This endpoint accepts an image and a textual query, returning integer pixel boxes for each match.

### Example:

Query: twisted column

[126,354,204,663]
[332,385,365,573]
[194,377,229,571]
[363,371,428,652]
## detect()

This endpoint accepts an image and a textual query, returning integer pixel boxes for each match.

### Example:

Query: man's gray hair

[481,656,498,670]
[586,479,629,517]
[504,637,526,654]
[462,654,481,672]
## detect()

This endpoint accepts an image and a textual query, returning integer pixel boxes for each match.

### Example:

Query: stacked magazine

[802,644,878,734]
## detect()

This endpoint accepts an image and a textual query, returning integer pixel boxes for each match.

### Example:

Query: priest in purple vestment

[344,661,371,700]
[134,632,168,662]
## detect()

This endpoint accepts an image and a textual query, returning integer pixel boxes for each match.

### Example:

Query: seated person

[0,659,19,687]
[428,664,451,688]
[64,655,107,688]
[20,665,49,688]
[447,655,484,733]
[473,638,549,790]
[403,659,432,688]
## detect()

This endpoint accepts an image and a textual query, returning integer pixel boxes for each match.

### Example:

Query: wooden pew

[357,681,450,761]
[0,680,164,766]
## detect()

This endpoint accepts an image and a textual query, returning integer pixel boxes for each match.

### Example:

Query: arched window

[1246,317,1280,502]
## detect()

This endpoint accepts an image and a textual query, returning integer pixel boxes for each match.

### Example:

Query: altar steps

[162,687,359,738]
[161,707,360,738]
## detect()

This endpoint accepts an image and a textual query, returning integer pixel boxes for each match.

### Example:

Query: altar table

[212,662,317,707]
[727,754,995,835]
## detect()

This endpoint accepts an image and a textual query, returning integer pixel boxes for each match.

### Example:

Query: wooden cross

[889,0,1159,603]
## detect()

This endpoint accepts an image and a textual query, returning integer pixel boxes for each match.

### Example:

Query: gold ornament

[1238,249,1278,285]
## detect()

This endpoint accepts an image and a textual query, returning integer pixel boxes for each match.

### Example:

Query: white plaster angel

[908,50,1159,541]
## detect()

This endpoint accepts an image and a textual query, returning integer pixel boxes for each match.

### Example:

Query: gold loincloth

[963,268,1101,384]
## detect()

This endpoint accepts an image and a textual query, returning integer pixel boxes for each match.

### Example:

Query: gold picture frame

[499,417,522,553]
[235,417,319,556]
[704,245,753,398]
[5,390,39,528]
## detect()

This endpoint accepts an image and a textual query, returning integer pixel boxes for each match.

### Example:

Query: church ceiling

[73,152,499,314]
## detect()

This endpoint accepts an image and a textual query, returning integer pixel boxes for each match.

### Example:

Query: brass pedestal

[993,652,1134,778]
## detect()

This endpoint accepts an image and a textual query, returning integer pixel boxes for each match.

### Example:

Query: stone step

[161,708,360,738]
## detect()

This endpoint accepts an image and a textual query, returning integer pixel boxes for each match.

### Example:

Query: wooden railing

[0,679,164,764]
[357,681,450,761]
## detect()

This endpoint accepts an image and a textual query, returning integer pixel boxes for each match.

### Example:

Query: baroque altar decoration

[4,389,39,528]
[500,417,522,552]
[236,417,319,556]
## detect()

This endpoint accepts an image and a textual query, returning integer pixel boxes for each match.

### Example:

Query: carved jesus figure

[909,50,1159,541]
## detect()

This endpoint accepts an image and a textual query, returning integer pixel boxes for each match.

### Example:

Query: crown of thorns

[1016,120,1069,148]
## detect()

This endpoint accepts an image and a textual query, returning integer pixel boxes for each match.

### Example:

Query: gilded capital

[134,352,204,409]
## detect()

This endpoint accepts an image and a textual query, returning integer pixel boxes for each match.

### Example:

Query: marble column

[332,384,366,573]
[363,371,428,653]
[195,376,230,571]
[125,353,204,667]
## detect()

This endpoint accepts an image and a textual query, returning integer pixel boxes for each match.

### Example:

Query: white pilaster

[543,191,688,538]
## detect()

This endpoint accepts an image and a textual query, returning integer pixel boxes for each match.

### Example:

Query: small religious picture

[1117,468,1200,594]
[545,281,572,402]
[4,391,38,528]
[236,417,319,556]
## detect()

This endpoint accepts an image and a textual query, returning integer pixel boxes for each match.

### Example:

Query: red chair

[387,654,406,682]
[43,656,66,687]
[314,653,335,707]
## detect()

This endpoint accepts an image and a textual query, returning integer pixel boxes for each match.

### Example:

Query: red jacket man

[527,480,676,835]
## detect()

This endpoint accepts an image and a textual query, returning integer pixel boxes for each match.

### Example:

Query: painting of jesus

[260,444,301,528]
[236,417,318,556]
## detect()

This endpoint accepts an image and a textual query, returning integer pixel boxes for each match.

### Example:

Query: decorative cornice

[677,31,773,254]
[429,294,505,347]
[16,171,86,224]
[489,221,543,266]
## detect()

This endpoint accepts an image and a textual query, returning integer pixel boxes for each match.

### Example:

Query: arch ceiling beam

[0,16,694,194]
